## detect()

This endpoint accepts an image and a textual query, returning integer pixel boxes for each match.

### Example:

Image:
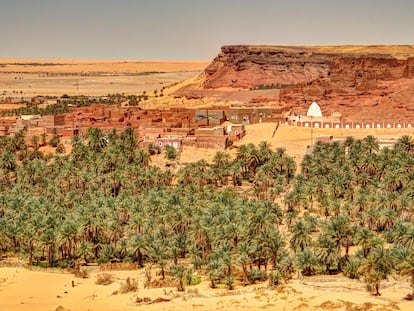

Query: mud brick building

[196,135,228,150]
[0,119,15,136]
[194,126,228,150]
[228,105,273,124]
[61,128,80,144]
[139,127,168,146]
[0,126,9,136]
[155,137,183,150]
[223,122,246,141]
[195,109,226,126]
[38,115,65,127]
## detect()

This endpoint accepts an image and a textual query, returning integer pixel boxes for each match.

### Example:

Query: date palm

[398,250,414,298]
[316,235,340,273]
[296,248,319,276]
[358,244,393,296]
[86,127,107,153]
[289,219,312,253]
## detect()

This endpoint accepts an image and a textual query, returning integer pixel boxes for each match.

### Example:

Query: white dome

[307,101,322,117]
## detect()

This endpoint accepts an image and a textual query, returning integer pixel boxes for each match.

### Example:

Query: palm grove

[0,127,413,297]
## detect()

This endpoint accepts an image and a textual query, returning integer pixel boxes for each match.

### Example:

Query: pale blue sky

[0,0,413,59]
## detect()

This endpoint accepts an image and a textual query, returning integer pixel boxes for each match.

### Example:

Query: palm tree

[289,219,312,253]
[395,135,414,154]
[324,215,353,258]
[362,135,379,154]
[358,244,393,296]
[354,226,376,258]
[296,248,319,276]
[86,127,107,153]
[170,264,186,291]
[315,235,340,273]
[0,152,16,171]
[237,241,253,285]
[398,250,414,298]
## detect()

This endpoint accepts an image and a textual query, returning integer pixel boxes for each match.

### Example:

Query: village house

[61,128,80,145]
[228,105,273,124]
[194,109,226,126]
[193,126,229,150]
[222,122,246,141]
[155,137,183,150]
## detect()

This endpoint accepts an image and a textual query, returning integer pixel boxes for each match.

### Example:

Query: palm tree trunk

[242,265,248,285]
[28,241,33,266]
[48,244,54,268]
[210,279,216,288]
[137,249,143,268]
[375,282,380,296]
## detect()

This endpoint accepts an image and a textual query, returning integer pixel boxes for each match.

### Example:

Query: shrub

[119,277,138,293]
[147,143,161,155]
[74,269,89,279]
[56,143,66,154]
[268,271,282,288]
[189,275,201,286]
[96,273,115,285]
[343,257,361,279]
[164,145,178,160]
[226,276,235,290]
[49,135,60,147]
[248,269,267,283]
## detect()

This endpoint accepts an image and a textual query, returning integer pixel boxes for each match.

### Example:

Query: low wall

[287,120,413,129]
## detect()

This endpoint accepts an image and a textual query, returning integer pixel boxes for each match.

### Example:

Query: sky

[0,0,413,60]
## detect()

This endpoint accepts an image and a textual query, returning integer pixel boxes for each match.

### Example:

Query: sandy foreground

[0,267,412,311]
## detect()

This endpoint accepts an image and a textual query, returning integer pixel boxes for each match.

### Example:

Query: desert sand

[0,59,208,97]
[0,266,412,311]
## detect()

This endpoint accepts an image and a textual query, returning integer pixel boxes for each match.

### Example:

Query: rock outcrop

[198,45,414,122]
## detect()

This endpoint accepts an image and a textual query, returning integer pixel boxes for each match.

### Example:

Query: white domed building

[287,101,342,127]
[307,101,323,118]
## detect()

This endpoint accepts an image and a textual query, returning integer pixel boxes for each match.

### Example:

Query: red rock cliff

[201,45,414,122]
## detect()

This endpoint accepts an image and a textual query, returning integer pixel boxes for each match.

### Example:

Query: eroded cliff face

[204,45,414,89]
[204,45,332,89]
[200,45,414,122]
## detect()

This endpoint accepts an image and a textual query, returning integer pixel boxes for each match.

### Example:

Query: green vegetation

[0,102,72,117]
[250,83,291,90]
[164,144,178,160]
[0,130,413,297]
[0,93,149,117]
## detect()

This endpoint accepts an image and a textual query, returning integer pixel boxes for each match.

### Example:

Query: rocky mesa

[197,45,414,122]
